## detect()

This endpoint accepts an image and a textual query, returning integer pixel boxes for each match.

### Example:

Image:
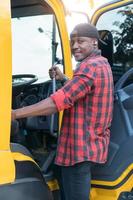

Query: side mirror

[98,30,113,67]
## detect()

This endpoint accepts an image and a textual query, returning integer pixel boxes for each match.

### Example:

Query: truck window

[96,4,133,84]
[11,6,63,81]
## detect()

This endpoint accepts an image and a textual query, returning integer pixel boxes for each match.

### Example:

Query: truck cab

[0,0,132,199]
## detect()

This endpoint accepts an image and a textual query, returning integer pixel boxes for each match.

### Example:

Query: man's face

[70,36,96,62]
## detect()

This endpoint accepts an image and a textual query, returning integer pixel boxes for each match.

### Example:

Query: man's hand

[49,66,65,81]
[12,110,16,121]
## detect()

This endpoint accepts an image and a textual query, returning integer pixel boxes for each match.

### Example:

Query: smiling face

[70,36,98,62]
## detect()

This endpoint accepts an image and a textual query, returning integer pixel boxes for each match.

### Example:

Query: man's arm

[12,97,58,120]
[12,66,68,121]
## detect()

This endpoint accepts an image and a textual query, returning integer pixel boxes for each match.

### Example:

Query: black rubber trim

[15,160,44,182]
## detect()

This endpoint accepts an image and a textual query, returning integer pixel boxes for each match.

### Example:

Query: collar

[76,49,101,68]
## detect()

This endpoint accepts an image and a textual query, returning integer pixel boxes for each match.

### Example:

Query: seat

[0,143,53,200]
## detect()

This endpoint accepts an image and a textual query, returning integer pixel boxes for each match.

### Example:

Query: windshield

[12,14,63,81]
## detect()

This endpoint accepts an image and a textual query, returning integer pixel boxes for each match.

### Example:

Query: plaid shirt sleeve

[51,62,96,111]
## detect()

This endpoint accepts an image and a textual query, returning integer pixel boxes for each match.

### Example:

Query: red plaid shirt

[51,50,114,166]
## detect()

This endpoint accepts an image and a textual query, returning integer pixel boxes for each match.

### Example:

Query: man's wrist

[12,110,17,121]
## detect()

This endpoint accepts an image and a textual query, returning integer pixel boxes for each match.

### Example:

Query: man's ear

[92,39,98,48]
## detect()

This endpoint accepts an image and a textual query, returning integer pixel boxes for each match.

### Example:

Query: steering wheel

[12,74,38,88]
[114,68,133,91]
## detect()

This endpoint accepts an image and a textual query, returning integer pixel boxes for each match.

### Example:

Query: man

[12,23,114,200]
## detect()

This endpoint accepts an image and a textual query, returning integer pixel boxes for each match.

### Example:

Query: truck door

[90,1,133,200]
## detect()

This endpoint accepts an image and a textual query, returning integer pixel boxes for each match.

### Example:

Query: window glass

[12,14,63,81]
[96,4,133,83]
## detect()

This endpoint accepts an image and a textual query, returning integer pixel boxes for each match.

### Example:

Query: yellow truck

[0,0,133,199]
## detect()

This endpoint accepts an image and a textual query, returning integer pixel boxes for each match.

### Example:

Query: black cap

[70,23,99,40]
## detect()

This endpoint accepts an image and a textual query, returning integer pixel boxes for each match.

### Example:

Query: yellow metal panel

[0,0,12,149]
[46,0,73,128]
[90,164,133,199]
[0,0,15,184]
[0,151,15,184]
[90,174,133,200]
[91,0,132,24]
[12,152,36,163]
[47,179,59,191]
[46,0,73,79]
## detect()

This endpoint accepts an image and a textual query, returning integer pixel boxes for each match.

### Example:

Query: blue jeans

[54,161,93,200]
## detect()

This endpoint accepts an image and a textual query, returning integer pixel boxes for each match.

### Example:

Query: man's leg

[61,161,92,200]
[53,164,66,200]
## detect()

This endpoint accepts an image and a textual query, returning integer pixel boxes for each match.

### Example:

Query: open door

[90,1,133,200]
